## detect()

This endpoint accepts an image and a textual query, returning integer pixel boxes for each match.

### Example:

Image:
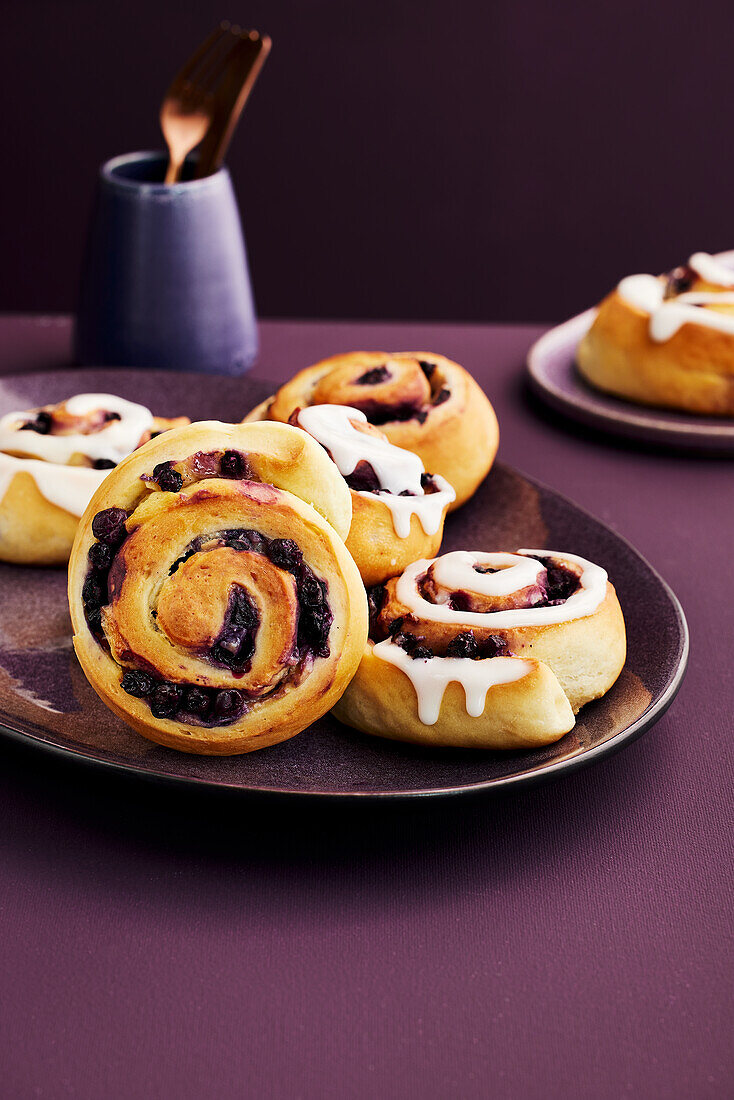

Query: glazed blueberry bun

[332,549,626,749]
[244,352,499,509]
[0,394,189,565]
[577,252,734,415]
[68,421,368,755]
[290,404,455,585]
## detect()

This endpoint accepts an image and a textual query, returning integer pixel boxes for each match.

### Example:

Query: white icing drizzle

[373,638,533,725]
[296,404,424,494]
[0,453,110,516]
[617,274,665,314]
[618,252,734,342]
[357,475,455,537]
[297,403,455,537]
[395,550,608,628]
[0,393,153,465]
[432,551,544,598]
[688,251,734,286]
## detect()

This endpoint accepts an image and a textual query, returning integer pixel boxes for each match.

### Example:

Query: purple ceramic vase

[74,151,258,375]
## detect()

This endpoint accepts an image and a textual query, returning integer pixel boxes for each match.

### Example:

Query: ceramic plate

[527,272,734,454]
[0,368,688,798]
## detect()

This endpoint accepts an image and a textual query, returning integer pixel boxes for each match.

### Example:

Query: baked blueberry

[185,687,212,716]
[345,460,381,492]
[91,507,128,545]
[356,365,390,385]
[298,566,323,608]
[88,542,113,571]
[85,606,103,635]
[367,585,387,627]
[268,538,303,571]
[82,575,105,609]
[299,603,332,657]
[20,410,52,433]
[665,264,695,298]
[449,591,471,612]
[225,528,264,554]
[396,632,419,654]
[220,450,247,479]
[153,462,183,493]
[534,557,579,603]
[121,670,155,697]
[480,635,506,658]
[387,615,404,636]
[213,689,245,720]
[150,682,184,719]
[229,589,258,627]
[446,631,478,659]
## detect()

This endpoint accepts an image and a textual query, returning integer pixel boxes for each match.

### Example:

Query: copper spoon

[159,22,246,185]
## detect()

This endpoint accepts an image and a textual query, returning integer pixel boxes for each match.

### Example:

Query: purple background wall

[3,0,734,323]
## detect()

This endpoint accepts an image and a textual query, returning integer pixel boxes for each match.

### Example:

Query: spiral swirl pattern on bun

[333,549,626,749]
[68,421,368,755]
[244,352,499,509]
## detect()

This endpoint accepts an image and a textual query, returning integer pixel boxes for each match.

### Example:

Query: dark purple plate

[0,368,688,798]
[527,309,734,454]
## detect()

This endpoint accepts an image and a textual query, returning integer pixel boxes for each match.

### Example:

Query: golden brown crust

[345,489,447,586]
[0,471,80,565]
[68,421,368,756]
[577,289,734,415]
[332,643,576,750]
[243,352,499,508]
[333,552,626,749]
[375,575,626,714]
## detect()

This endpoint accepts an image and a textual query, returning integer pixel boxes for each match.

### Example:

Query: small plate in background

[527,309,734,453]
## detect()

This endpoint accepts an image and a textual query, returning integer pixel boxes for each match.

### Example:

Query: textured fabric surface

[0,317,731,1099]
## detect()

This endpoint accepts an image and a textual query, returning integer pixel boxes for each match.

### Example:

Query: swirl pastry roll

[0,393,189,565]
[577,252,734,415]
[69,421,368,755]
[333,549,626,749]
[291,404,455,585]
[244,352,499,508]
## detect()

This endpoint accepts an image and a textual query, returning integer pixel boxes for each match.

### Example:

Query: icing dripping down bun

[333,548,626,749]
[242,351,499,509]
[332,641,575,749]
[293,404,455,586]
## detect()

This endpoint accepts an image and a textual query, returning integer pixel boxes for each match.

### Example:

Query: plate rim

[0,465,690,800]
[527,308,734,450]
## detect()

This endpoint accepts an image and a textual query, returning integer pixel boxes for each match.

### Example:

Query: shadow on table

[522,377,734,461]
[0,716,674,915]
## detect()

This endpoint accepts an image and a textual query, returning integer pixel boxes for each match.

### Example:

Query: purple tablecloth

[1,317,731,1099]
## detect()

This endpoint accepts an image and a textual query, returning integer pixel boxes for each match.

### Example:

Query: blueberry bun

[0,393,188,565]
[333,549,626,749]
[244,352,499,509]
[290,404,455,585]
[577,251,734,415]
[68,421,368,755]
